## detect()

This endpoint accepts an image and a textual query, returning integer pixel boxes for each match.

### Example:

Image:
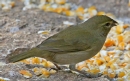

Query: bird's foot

[69,64,102,78]
[50,64,71,72]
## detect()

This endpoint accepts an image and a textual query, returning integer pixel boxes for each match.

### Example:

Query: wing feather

[37,25,92,53]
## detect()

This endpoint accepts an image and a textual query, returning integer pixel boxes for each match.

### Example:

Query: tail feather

[6,48,43,63]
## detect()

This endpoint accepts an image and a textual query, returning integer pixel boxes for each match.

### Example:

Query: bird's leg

[53,63,61,70]
[49,64,71,72]
[50,63,70,71]
[69,64,102,78]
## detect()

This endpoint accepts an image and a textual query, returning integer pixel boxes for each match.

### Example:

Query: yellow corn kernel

[32,57,41,64]
[118,71,125,78]
[49,69,57,74]
[104,39,115,47]
[128,2,130,6]
[0,78,5,81]
[104,56,110,62]
[42,30,50,35]
[123,31,130,43]
[41,61,48,67]
[77,63,87,70]
[21,60,30,64]
[55,0,66,5]
[116,25,124,34]
[108,72,116,78]
[33,67,41,75]
[96,59,104,65]
[123,24,129,29]
[41,68,50,77]
[64,10,76,16]
[19,70,32,78]
[76,6,84,14]
[107,51,115,56]
[117,35,124,44]
[46,61,55,68]
[54,7,63,14]
[41,4,51,11]
[106,59,117,67]
[10,1,15,7]
[103,70,108,75]
[87,6,97,16]
[0,4,5,7]
[88,6,96,11]
[97,11,105,15]
[89,68,100,74]
[118,62,127,67]
[110,64,117,70]
[85,59,94,65]
[118,42,125,50]
[78,16,84,20]
[46,0,54,3]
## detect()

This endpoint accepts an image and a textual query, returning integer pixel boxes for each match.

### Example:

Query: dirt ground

[0,0,130,81]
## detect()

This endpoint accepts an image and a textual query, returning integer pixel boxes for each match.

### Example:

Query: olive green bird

[6,15,118,75]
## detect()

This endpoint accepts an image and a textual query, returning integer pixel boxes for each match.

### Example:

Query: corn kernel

[19,70,32,78]
[123,24,129,29]
[55,0,66,5]
[97,11,105,15]
[117,35,124,44]
[76,6,84,15]
[116,25,124,34]
[118,42,125,50]
[104,39,115,47]
[77,63,87,70]
[64,10,76,16]
[10,1,15,7]
[41,68,50,77]
[32,57,41,64]
[96,59,104,65]
[118,71,125,78]
[108,72,116,78]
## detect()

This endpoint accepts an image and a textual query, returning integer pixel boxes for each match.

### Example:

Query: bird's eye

[105,23,111,26]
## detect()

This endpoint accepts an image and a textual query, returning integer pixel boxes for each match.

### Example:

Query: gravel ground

[0,0,130,81]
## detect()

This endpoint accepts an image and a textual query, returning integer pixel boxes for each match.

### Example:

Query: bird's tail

[6,48,44,63]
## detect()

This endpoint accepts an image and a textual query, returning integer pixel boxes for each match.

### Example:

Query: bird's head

[86,15,118,36]
[96,15,118,30]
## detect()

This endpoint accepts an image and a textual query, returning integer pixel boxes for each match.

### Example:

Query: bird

[6,15,118,76]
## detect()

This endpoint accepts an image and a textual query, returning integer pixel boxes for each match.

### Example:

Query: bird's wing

[37,26,92,53]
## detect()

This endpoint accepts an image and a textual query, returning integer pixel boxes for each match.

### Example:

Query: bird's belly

[52,40,103,64]
[52,46,102,64]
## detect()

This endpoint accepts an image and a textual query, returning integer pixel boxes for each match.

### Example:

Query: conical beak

[113,21,119,27]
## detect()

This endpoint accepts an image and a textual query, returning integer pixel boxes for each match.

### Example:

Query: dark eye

[105,23,111,26]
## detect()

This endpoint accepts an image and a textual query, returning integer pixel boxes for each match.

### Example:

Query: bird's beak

[113,21,119,27]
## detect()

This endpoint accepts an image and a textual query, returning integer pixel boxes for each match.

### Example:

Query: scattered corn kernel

[105,39,115,47]
[118,71,125,78]
[55,0,66,5]
[117,35,124,44]
[118,42,125,50]
[32,57,41,64]
[19,70,32,78]
[41,68,50,77]
[76,6,84,15]
[108,72,116,78]
[97,11,105,15]
[64,10,76,16]
[116,25,124,34]
[123,24,129,29]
